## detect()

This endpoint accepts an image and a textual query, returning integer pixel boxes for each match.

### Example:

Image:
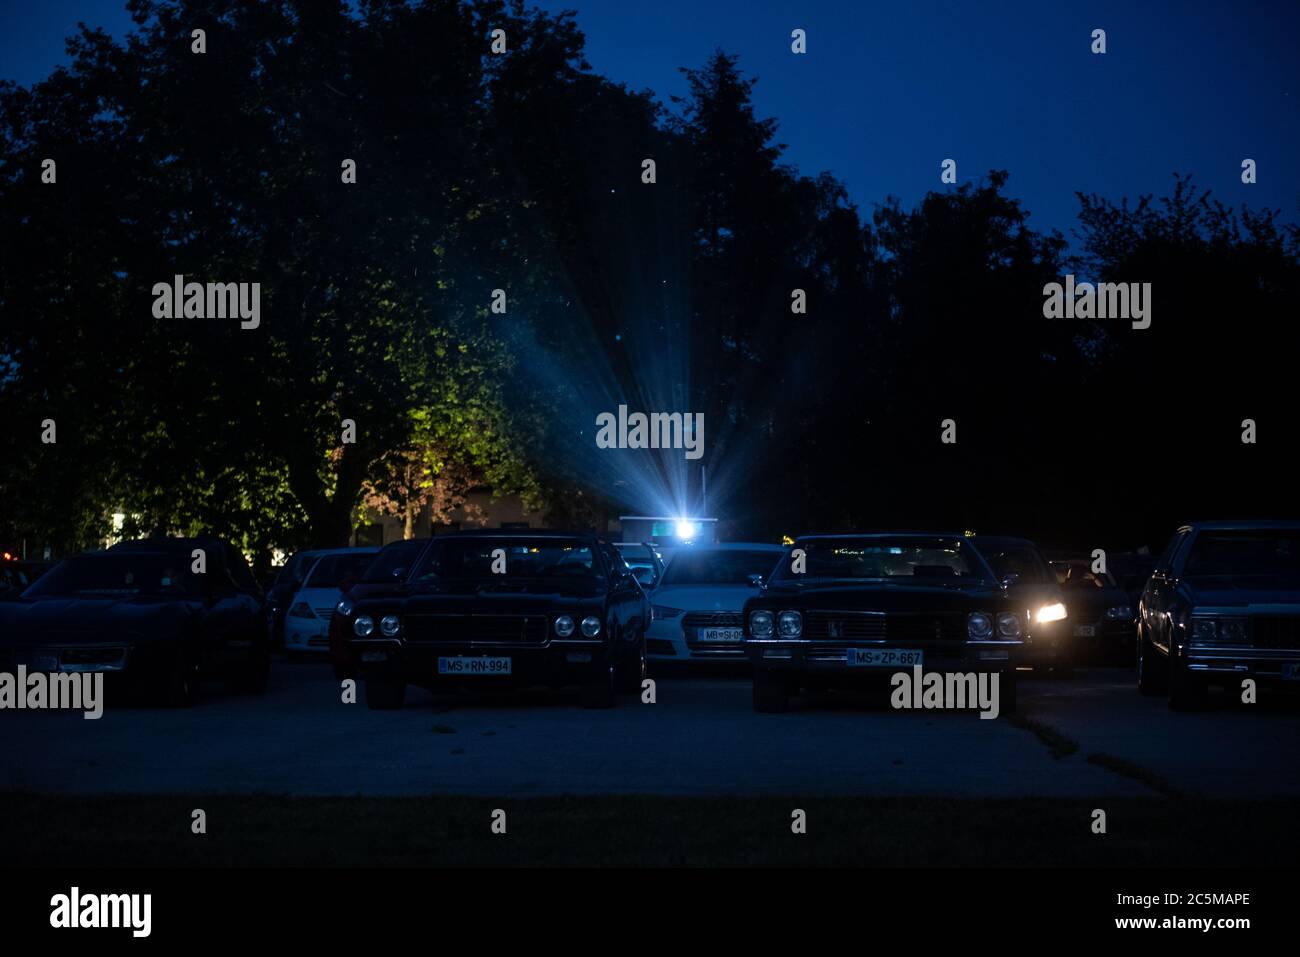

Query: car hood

[1181,581,1300,611]
[651,583,761,612]
[0,596,197,644]
[753,581,1002,612]
[291,587,344,606]
[364,580,606,617]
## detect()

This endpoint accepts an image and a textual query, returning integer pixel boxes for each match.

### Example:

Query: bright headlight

[996,611,1023,639]
[968,612,993,639]
[749,610,775,638]
[380,615,401,637]
[1035,602,1067,623]
[581,616,601,638]
[554,615,575,637]
[353,615,375,637]
[777,610,803,638]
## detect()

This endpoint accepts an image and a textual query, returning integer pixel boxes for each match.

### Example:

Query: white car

[646,543,785,661]
[284,547,380,655]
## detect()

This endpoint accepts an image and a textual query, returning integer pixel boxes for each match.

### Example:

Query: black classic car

[347,530,649,709]
[1049,557,1136,664]
[0,536,269,706]
[1138,521,1300,709]
[743,533,1024,713]
[970,535,1073,675]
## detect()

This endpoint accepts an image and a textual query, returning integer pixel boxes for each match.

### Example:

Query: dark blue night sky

[2,0,1296,240]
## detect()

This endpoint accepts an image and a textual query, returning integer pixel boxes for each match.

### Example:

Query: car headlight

[1035,602,1067,623]
[336,596,355,617]
[749,610,775,638]
[379,614,401,637]
[353,615,375,637]
[968,612,993,639]
[1104,605,1133,620]
[1219,619,1248,642]
[554,615,576,637]
[777,610,803,638]
[581,616,601,638]
[996,611,1023,639]
[1190,619,1217,641]
[652,605,684,620]
[288,602,315,619]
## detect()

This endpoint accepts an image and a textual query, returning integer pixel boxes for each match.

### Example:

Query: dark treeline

[2,0,1298,564]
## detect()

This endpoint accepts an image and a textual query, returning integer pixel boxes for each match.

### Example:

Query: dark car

[265,548,326,647]
[0,536,269,706]
[1138,521,1300,710]
[970,535,1073,675]
[1050,559,1136,664]
[614,541,664,589]
[743,533,1024,713]
[346,530,649,709]
[329,538,432,679]
[1,550,32,599]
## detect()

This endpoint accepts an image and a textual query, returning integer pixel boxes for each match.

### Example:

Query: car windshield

[662,550,781,585]
[771,538,989,584]
[1183,530,1300,584]
[24,554,202,598]
[980,545,1052,584]
[281,550,321,583]
[360,541,426,582]
[1055,563,1118,589]
[305,552,378,588]
[411,539,600,581]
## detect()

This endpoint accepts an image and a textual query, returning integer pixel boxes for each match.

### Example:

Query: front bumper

[1183,644,1300,683]
[744,639,1021,675]
[646,617,746,661]
[350,636,612,686]
[284,616,331,651]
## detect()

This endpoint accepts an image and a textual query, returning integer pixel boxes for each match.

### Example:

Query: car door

[602,543,646,639]
[1145,529,1190,654]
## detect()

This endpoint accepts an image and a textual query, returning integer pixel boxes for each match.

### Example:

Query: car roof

[668,542,785,552]
[433,529,603,541]
[794,532,970,542]
[1180,520,1300,532]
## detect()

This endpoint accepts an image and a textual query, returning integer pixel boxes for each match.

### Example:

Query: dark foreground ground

[2,661,1298,866]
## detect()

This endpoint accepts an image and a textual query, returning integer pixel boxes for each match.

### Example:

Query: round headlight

[749,610,775,638]
[554,615,576,637]
[1220,619,1247,642]
[1035,601,1067,623]
[380,614,401,637]
[1191,619,1217,640]
[996,611,1023,639]
[336,596,355,617]
[777,610,803,638]
[581,615,601,638]
[968,612,993,639]
[353,615,375,637]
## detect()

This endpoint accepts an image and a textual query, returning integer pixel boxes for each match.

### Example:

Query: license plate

[1283,662,1300,681]
[1074,625,1096,637]
[438,656,511,675]
[846,648,923,667]
[699,627,742,642]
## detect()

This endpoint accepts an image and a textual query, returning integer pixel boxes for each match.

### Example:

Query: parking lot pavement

[1,661,1294,798]
[1024,670,1300,798]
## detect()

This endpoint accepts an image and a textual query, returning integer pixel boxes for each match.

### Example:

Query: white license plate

[699,627,742,642]
[1283,662,1300,681]
[438,656,511,675]
[1074,625,1096,637]
[846,648,923,668]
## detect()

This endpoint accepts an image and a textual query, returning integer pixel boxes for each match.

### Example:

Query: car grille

[804,610,967,643]
[682,612,743,629]
[1252,616,1300,650]
[403,614,549,646]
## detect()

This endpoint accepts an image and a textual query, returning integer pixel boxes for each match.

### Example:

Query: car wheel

[752,668,789,713]
[999,670,1018,714]
[1136,626,1168,696]
[615,636,647,694]
[582,663,615,709]
[364,676,405,710]
[164,656,196,708]
[1168,659,1207,711]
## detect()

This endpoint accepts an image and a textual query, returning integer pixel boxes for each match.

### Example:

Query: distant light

[675,520,698,540]
[781,535,794,546]
[614,334,622,342]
